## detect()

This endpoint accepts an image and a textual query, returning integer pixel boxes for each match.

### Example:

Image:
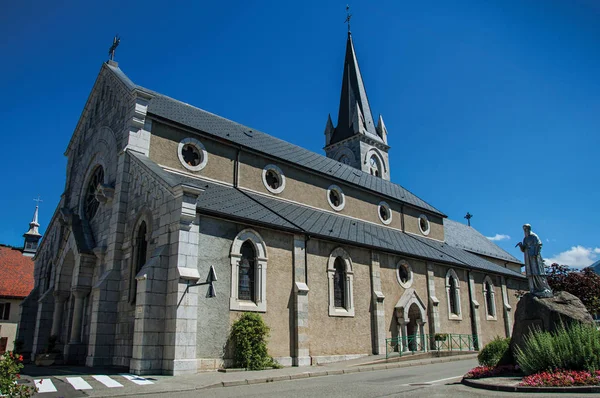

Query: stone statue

[516,224,553,298]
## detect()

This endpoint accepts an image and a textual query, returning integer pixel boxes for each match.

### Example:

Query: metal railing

[385,334,478,359]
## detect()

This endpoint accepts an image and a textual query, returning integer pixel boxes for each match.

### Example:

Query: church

[18,29,526,375]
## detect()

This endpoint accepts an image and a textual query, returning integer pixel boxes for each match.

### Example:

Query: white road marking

[401,375,464,387]
[120,374,154,385]
[66,376,93,390]
[93,375,124,388]
[34,379,57,393]
[426,375,465,384]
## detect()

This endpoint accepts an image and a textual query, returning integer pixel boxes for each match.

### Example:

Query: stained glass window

[239,241,256,302]
[333,257,346,308]
[449,276,459,315]
[485,282,495,317]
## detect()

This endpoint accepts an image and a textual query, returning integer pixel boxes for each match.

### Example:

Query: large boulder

[510,291,594,354]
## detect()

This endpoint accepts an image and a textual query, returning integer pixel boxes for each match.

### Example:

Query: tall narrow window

[485,282,494,316]
[135,222,148,275]
[130,221,149,304]
[369,155,381,177]
[333,257,346,308]
[230,229,268,312]
[449,276,458,315]
[238,241,256,302]
[327,247,354,317]
[84,166,104,221]
[445,268,461,319]
[483,276,497,319]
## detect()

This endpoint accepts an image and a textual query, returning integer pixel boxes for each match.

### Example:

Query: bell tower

[324,31,391,180]
[23,203,42,257]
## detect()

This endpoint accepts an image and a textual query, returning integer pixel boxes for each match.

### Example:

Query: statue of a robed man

[516,224,553,298]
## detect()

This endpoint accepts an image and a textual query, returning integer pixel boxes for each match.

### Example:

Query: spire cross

[33,196,43,206]
[108,35,120,61]
[464,212,473,227]
[345,5,352,33]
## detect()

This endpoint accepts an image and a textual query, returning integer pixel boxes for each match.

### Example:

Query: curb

[202,353,478,390]
[462,377,600,394]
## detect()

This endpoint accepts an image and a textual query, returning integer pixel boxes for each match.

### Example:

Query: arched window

[84,166,104,221]
[130,220,149,304]
[445,269,462,319]
[327,247,354,317]
[238,241,256,302]
[483,276,497,319]
[369,155,381,177]
[333,257,346,308]
[230,229,268,312]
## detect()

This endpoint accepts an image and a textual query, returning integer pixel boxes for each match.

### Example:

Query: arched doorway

[406,303,422,351]
[394,288,428,352]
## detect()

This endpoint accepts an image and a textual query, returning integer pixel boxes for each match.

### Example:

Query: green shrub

[478,337,510,367]
[230,313,281,370]
[515,322,600,375]
[434,333,448,342]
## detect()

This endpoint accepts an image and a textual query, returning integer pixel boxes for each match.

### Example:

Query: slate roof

[444,219,521,264]
[0,245,35,299]
[130,152,524,279]
[106,63,444,217]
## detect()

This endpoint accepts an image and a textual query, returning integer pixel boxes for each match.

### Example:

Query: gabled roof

[444,219,521,264]
[331,32,381,144]
[105,63,445,217]
[0,244,35,299]
[130,152,524,280]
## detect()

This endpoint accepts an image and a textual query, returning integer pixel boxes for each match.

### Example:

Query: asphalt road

[137,359,583,398]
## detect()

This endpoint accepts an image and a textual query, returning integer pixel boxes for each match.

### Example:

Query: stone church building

[18,31,526,375]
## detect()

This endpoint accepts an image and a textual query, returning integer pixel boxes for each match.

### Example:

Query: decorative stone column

[467,272,482,350]
[500,276,513,337]
[292,235,310,366]
[418,321,427,352]
[397,318,408,352]
[69,288,89,344]
[426,262,440,348]
[51,291,69,338]
[369,252,386,355]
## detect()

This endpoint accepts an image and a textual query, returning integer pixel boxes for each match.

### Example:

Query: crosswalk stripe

[66,376,93,390]
[34,379,57,393]
[120,374,154,385]
[92,375,124,388]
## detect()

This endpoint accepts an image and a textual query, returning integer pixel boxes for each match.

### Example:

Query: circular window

[327,185,345,211]
[262,164,285,194]
[418,214,431,236]
[177,138,208,172]
[378,201,392,225]
[85,166,104,221]
[396,260,413,288]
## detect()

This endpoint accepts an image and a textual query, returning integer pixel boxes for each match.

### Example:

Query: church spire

[23,201,42,257]
[330,31,378,145]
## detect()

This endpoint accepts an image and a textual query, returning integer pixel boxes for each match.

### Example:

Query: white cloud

[545,246,600,268]
[487,234,511,241]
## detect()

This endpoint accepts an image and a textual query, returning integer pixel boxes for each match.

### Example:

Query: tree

[546,263,600,316]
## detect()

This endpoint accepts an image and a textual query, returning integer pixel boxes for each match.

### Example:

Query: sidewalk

[22,352,478,397]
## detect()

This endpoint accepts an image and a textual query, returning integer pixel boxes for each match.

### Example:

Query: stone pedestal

[510,291,594,354]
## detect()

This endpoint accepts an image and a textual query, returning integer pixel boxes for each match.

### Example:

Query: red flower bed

[520,370,600,387]
[464,365,517,379]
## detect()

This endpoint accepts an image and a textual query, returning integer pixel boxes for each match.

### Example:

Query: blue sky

[1,0,598,267]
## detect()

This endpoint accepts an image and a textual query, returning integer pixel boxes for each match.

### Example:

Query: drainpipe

[234,147,241,188]
[400,204,405,232]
